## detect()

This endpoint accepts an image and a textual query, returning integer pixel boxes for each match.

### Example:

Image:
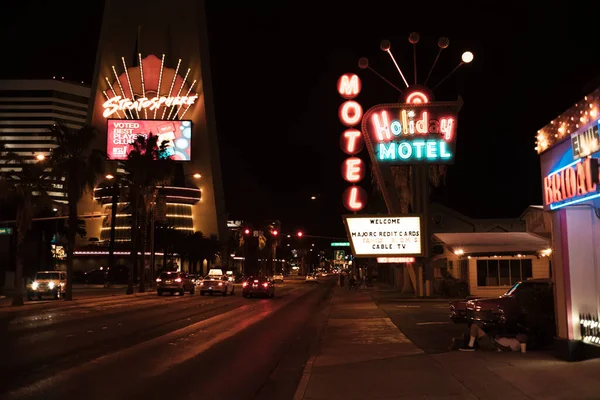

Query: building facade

[536,86,600,360]
[379,203,551,297]
[78,0,227,249]
[0,79,90,203]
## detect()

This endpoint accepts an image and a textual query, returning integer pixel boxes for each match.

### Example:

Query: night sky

[3,1,600,237]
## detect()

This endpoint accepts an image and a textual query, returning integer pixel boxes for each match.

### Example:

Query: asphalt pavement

[370,289,466,353]
[0,278,335,400]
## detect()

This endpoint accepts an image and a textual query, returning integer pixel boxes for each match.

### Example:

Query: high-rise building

[78,0,227,249]
[0,79,90,203]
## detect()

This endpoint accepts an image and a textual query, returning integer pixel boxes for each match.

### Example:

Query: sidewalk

[295,286,600,400]
[368,282,463,303]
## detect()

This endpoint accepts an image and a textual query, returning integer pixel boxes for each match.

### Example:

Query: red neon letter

[576,162,589,196]
[342,185,367,212]
[341,129,363,155]
[371,111,391,141]
[564,166,577,198]
[339,101,363,127]
[342,157,364,183]
[348,187,363,210]
[415,111,428,134]
[337,74,361,99]
[584,157,597,192]
[440,118,454,140]
[543,176,553,205]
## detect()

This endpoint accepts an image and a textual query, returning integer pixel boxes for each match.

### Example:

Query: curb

[293,354,317,400]
[292,287,333,400]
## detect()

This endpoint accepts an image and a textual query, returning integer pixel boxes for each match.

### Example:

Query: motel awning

[433,232,551,256]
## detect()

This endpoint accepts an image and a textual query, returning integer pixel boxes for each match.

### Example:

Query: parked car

[27,271,67,300]
[242,276,275,298]
[199,275,235,296]
[156,271,195,296]
[449,279,555,337]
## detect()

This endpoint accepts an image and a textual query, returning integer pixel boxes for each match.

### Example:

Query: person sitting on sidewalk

[459,322,527,352]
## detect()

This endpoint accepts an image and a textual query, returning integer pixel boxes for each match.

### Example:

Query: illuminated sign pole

[338,33,473,296]
[338,73,368,213]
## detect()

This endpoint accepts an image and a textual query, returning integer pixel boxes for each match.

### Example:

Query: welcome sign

[343,215,423,258]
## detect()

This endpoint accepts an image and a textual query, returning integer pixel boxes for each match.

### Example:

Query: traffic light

[244,228,251,235]
[297,231,303,238]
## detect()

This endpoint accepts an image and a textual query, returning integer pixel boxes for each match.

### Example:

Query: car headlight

[32,282,38,290]
[48,282,55,289]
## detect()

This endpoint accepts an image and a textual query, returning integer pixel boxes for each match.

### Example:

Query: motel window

[476,258,534,287]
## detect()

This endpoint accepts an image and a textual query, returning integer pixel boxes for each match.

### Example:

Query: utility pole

[149,195,156,285]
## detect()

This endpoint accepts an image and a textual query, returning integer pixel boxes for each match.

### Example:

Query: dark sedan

[449,279,555,338]
[242,276,275,298]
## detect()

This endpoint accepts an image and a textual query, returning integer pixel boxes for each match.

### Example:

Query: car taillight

[156,278,162,282]
[218,282,223,286]
[263,283,269,288]
[242,282,248,287]
[175,278,182,282]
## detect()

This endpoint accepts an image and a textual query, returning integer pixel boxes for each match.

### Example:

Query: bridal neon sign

[103,95,198,118]
[363,102,458,164]
[543,157,600,210]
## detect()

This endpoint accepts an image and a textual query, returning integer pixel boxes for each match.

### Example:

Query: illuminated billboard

[343,215,423,258]
[362,99,461,165]
[106,119,192,161]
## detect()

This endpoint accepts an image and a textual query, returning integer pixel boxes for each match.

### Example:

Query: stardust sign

[103,95,198,118]
[343,215,423,258]
[362,98,461,164]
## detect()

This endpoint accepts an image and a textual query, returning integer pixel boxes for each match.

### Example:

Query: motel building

[376,203,552,299]
[535,86,600,360]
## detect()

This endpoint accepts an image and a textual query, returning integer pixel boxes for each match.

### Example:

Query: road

[0,279,334,400]
[371,294,466,353]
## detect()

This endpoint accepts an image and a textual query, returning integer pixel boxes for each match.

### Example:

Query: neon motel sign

[103,95,198,118]
[543,157,600,210]
[363,101,458,164]
[338,73,367,212]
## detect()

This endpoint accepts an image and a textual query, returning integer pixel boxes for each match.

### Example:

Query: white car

[199,275,235,296]
[273,273,284,282]
[305,274,318,283]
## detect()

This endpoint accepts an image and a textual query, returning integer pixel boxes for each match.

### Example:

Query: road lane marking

[416,321,452,325]
[395,305,421,308]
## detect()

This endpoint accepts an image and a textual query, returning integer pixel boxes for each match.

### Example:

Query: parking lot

[371,293,466,353]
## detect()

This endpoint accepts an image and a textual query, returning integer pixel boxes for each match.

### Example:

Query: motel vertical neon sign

[338,73,367,211]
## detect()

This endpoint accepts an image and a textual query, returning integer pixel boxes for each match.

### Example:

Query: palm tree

[48,123,105,301]
[119,134,175,293]
[0,146,52,306]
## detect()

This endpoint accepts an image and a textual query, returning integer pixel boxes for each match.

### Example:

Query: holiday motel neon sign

[103,95,198,118]
[363,100,458,164]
